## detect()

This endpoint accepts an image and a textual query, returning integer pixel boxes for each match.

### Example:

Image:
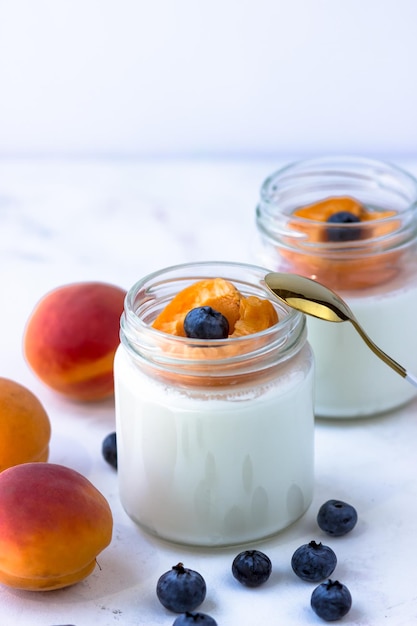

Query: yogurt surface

[308,280,417,417]
[114,344,314,546]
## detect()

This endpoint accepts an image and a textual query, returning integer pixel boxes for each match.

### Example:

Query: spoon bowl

[264,272,417,388]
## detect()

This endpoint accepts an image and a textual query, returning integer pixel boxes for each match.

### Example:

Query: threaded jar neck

[119,261,307,386]
[257,156,417,256]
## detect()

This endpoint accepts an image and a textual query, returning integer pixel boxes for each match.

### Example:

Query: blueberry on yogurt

[183,306,229,339]
[326,211,362,242]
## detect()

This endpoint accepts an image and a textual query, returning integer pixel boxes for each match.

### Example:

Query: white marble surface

[1,157,417,625]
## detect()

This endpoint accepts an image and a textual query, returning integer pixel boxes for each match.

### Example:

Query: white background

[1,0,416,159]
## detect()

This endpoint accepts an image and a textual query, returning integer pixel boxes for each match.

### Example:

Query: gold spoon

[264,272,417,388]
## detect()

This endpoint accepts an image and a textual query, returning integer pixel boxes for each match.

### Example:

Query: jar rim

[260,155,417,211]
[120,261,307,380]
[257,155,417,255]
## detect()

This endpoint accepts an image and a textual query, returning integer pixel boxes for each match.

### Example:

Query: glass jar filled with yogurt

[256,156,417,418]
[114,261,314,546]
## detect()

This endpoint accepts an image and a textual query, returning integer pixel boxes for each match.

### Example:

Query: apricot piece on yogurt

[232,296,278,337]
[153,278,278,339]
[23,281,126,401]
[0,462,113,591]
[153,278,242,336]
[293,195,397,243]
[294,196,365,224]
[285,196,399,290]
[0,377,51,472]
[151,279,279,384]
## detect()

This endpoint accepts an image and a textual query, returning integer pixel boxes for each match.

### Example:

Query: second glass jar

[256,156,417,418]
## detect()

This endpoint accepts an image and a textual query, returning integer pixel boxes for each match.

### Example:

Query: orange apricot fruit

[0,377,51,472]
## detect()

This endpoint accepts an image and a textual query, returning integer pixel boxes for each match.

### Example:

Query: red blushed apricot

[0,463,113,591]
[23,281,126,401]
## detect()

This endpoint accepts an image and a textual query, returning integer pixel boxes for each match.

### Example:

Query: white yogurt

[114,262,316,546]
[308,281,417,418]
[114,344,314,546]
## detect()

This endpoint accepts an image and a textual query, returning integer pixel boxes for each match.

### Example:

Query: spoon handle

[405,372,417,388]
[349,318,417,387]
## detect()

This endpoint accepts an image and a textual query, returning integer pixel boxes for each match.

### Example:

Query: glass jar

[114,261,314,546]
[256,156,417,418]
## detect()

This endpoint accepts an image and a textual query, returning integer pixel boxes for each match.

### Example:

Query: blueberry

[291,540,337,582]
[102,432,117,469]
[311,579,352,621]
[156,563,207,613]
[232,549,272,587]
[326,211,362,242]
[183,306,229,339]
[172,612,217,625]
[317,500,358,537]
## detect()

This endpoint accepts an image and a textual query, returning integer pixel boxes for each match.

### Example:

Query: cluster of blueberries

[156,500,358,624]
[101,435,358,622]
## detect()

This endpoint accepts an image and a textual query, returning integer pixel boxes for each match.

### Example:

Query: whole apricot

[0,462,113,590]
[0,377,51,472]
[23,281,126,401]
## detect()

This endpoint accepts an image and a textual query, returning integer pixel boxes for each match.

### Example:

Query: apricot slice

[294,196,365,223]
[232,296,278,337]
[0,463,113,591]
[0,378,51,472]
[152,278,241,336]
[293,196,397,244]
[284,196,400,290]
[150,279,280,385]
